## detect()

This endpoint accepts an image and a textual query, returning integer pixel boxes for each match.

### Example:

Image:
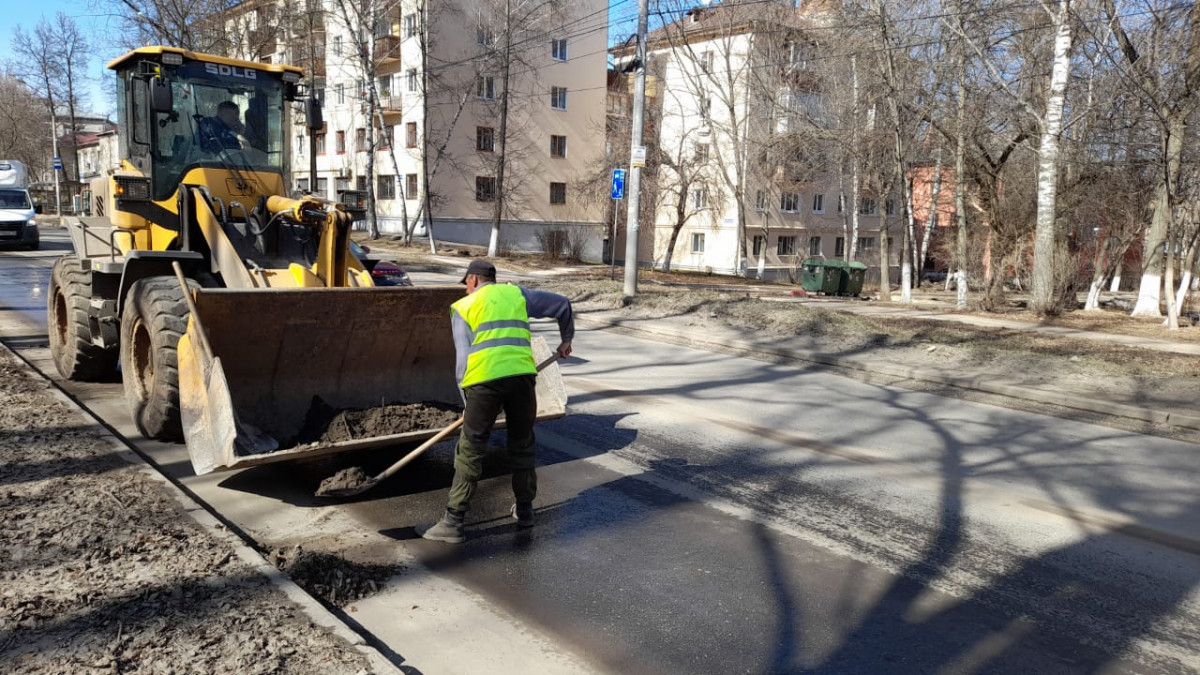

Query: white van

[0,160,39,250]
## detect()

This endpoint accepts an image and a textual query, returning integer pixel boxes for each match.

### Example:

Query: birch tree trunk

[487,0,513,258]
[918,151,943,287]
[1029,0,1072,315]
[1132,118,1185,316]
[849,56,860,261]
[954,48,969,309]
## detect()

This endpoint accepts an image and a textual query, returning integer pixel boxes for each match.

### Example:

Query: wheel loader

[48,47,566,475]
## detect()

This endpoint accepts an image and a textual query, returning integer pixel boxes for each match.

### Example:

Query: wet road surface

[2,230,1198,674]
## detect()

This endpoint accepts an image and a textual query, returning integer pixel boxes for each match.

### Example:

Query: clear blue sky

[0,0,126,118]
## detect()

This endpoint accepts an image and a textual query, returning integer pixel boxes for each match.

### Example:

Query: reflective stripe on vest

[451,284,537,388]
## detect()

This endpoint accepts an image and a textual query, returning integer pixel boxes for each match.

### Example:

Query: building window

[296,134,305,155]
[476,176,496,202]
[812,193,824,213]
[404,13,418,38]
[550,182,567,204]
[858,197,877,215]
[336,130,346,154]
[406,122,418,148]
[296,177,310,193]
[777,236,796,256]
[407,69,419,92]
[336,83,345,104]
[837,194,844,213]
[379,125,393,149]
[356,128,367,152]
[858,237,875,252]
[752,235,765,255]
[317,177,329,197]
[336,177,349,194]
[552,38,568,61]
[755,190,767,211]
[780,192,800,212]
[691,188,707,210]
[550,135,567,158]
[406,173,418,199]
[700,51,714,73]
[885,198,895,215]
[315,87,325,105]
[550,86,567,110]
[477,126,495,152]
[315,132,326,155]
[691,232,705,253]
[694,143,709,162]
[378,74,392,96]
[356,175,367,191]
[835,236,846,257]
[478,25,495,47]
[378,174,395,200]
[333,35,342,57]
[808,236,821,256]
[478,76,495,100]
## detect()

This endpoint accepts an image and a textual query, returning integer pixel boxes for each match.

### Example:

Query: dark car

[349,240,412,286]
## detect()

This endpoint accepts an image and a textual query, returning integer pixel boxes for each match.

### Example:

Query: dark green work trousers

[447,374,538,513]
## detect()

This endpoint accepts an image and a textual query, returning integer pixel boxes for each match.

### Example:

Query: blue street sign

[611,169,626,200]
[52,157,62,171]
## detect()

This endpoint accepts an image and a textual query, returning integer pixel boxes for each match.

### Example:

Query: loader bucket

[178,285,568,475]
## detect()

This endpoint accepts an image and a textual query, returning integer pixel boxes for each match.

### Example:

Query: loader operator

[198,101,247,152]
[417,259,574,544]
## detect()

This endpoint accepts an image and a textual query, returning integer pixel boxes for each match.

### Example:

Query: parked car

[0,160,39,250]
[921,269,948,284]
[349,241,412,286]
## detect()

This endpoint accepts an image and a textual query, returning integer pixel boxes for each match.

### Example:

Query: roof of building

[611,0,831,57]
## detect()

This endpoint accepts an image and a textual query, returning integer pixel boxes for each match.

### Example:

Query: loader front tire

[120,276,197,441]
[48,257,117,381]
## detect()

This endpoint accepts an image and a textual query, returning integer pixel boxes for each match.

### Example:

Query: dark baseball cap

[460,259,497,284]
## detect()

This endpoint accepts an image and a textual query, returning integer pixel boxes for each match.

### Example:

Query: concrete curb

[577,315,1200,434]
[0,343,403,675]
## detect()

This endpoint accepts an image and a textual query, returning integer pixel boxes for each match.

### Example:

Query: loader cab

[110,47,303,205]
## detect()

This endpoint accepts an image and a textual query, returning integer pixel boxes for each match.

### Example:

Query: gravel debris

[0,348,376,674]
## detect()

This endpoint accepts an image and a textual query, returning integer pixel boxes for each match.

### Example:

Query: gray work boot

[416,509,465,543]
[511,502,534,528]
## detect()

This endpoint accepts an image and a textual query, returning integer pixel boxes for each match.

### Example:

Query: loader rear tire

[48,257,117,381]
[120,276,198,441]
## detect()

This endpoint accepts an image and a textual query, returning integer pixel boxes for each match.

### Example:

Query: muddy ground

[522,277,1200,419]
[0,348,376,674]
[294,397,462,447]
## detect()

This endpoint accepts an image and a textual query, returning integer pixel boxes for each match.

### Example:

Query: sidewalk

[572,310,1200,437]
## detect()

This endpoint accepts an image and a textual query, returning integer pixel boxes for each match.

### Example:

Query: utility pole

[622,0,649,299]
[50,114,61,223]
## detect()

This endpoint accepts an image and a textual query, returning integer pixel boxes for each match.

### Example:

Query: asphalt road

[3,229,1199,674]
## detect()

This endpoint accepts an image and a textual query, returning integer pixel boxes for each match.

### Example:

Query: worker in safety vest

[417,259,574,543]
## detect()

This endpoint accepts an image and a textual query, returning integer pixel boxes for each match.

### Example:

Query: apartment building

[610,0,903,281]
[230,0,608,254]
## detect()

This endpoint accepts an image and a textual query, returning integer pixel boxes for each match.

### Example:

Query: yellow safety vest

[451,283,537,388]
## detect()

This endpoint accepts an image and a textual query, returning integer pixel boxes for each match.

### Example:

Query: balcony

[378,93,402,111]
[375,34,401,60]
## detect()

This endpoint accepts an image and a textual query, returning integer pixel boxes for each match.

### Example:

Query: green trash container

[839,261,869,296]
[800,257,842,294]
[821,259,849,295]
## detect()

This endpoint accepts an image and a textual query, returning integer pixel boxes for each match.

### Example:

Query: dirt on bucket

[293,397,462,447]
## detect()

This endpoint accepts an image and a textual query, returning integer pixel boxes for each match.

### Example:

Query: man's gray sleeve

[520,287,575,342]
[451,310,472,387]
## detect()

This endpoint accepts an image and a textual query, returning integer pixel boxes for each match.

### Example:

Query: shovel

[316,353,561,498]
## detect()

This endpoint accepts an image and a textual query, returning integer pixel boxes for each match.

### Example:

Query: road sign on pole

[52,157,62,171]
[611,169,626,200]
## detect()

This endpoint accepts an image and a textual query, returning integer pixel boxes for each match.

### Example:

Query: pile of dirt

[268,545,401,607]
[316,466,373,495]
[0,347,373,674]
[294,396,461,446]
